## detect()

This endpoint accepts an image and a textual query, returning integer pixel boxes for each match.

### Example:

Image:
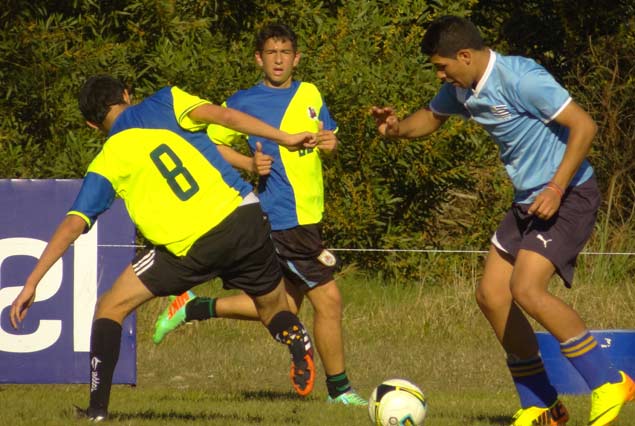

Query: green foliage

[472,0,635,79]
[1,0,631,279]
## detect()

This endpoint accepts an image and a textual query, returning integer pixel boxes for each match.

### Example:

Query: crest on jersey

[491,104,511,120]
[308,106,317,119]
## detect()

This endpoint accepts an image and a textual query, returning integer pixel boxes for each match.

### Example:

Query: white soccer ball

[368,378,427,426]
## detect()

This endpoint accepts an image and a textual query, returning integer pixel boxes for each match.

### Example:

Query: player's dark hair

[78,75,127,125]
[421,16,484,58]
[256,23,297,52]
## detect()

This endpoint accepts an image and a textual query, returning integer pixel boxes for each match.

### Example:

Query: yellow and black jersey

[69,86,252,256]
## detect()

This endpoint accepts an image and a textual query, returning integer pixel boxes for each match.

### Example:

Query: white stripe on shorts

[491,232,509,253]
[133,249,155,276]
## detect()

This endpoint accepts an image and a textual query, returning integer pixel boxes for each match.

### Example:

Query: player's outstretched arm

[370,106,446,139]
[189,104,316,148]
[10,214,86,329]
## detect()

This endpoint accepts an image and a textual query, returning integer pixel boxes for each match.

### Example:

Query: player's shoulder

[496,53,549,81]
[296,81,322,95]
[225,83,265,108]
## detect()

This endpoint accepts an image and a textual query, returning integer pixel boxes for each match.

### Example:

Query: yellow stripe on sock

[561,335,595,354]
[563,339,597,358]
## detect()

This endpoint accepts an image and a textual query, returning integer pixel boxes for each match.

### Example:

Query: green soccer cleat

[152,291,196,344]
[327,389,368,406]
[510,399,569,426]
[588,370,635,426]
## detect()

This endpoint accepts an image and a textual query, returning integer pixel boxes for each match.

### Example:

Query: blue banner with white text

[0,179,136,384]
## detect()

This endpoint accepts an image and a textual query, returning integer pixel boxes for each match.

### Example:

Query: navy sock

[561,331,621,389]
[89,318,122,413]
[508,356,558,408]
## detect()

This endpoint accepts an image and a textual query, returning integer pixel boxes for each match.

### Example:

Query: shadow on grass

[240,389,307,401]
[109,409,264,422]
[468,414,512,425]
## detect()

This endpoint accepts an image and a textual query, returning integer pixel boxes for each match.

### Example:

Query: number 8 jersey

[69,86,252,256]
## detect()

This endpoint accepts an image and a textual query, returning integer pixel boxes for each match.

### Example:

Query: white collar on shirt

[473,49,496,97]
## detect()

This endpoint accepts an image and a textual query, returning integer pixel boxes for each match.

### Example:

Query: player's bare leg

[305,280,344,375]
[476,245,537,358]
[476,245,567,425]
[510,249,586,341]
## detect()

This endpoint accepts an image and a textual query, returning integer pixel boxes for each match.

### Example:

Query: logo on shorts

[536,234,553,248]
[317,249,336,267]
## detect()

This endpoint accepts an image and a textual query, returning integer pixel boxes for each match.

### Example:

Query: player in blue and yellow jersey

[9,74,318,421]
[371,16,634,426]
[153,24,366,406]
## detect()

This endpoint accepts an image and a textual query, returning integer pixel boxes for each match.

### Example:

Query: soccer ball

[368,378,427,426]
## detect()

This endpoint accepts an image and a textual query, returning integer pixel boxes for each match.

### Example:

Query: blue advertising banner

[0,179,136,384]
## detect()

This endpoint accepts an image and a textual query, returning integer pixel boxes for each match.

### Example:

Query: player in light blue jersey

[371,15,633,426]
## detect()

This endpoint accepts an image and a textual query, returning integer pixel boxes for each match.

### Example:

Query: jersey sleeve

[206,101,246,146]
[171,86,213,131]
[429,83,469,117]
[67,172,116,231]
[515,68,572,123]
[318,96,338,133]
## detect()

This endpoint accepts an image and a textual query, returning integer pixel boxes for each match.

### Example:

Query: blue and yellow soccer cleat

[588,370,635,426]
[510,399,569,426]
[327,389,368,406]
[152,291,196,344]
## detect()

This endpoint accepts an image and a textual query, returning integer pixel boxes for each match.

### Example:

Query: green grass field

[1,254,634,425]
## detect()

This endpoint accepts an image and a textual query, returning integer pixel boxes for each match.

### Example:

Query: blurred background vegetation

[1,0,634,280]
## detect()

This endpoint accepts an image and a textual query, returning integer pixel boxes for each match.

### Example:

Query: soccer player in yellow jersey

[9,74,318,421]
[153,24,366,406]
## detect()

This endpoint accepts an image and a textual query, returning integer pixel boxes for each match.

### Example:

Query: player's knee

[475,282,507,312]
[311,283,342,320]
[509,279,540,311]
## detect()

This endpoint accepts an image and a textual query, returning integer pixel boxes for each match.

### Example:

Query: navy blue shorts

[491,176,600,287]
[271,224,338,289]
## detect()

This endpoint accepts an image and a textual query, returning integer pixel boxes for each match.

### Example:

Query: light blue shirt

[430,50,593,203]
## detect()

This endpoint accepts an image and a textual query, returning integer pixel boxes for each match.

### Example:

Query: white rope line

[91,244,635,256]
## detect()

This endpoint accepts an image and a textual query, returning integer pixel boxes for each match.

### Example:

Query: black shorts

[492,176,600,287]
[270,224,338,289]
[132,202,282,297]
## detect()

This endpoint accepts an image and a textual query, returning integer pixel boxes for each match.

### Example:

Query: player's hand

[370,106,400,137]
[528,187,562,220]
[283,131,317,149]
[10,285,36,329]
[316,121,338,154]
[252,141,273,176]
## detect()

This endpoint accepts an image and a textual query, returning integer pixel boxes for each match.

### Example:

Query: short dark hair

[256,23,297,52]
[78,75,126,124]
[421,16,484,58]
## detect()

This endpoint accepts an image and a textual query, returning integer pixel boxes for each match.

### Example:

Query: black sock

[326,371,352,398]
[185,297,216,321]
[89,318,122,413]
[266,311,312,362]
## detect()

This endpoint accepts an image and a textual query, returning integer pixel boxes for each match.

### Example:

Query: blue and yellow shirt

[69,86,252,256]
[430,50,593,204]
[207,80,337,231]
